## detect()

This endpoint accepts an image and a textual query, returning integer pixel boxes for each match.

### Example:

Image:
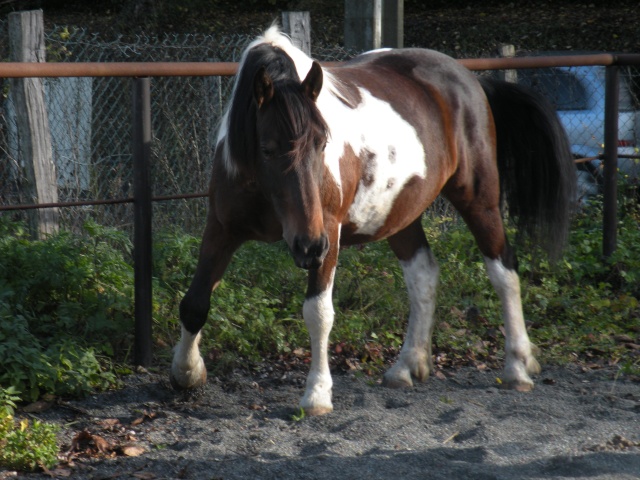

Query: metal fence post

[132,77,153,366]
[603,65,619,258]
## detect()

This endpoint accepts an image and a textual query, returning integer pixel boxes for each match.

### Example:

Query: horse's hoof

[505,379,534,392]
[526,356,541,376]
[169,364,207,391]
[381,374,413,389]
[302,405,334,416]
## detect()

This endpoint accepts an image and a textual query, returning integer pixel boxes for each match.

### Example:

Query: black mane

[227,44,298,174]
[225,43,328,175]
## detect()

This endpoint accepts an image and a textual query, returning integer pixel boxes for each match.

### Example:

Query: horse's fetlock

[179,295,210,334]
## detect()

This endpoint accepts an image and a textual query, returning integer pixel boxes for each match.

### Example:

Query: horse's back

[337,48,482,95]
[329,47,492,153]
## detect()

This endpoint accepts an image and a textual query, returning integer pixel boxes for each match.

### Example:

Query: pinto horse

[171,27,576,415]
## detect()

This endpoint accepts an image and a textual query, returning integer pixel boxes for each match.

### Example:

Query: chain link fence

[1,21,639,236]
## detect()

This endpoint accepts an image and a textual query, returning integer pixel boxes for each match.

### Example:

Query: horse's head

[252,61,330,269]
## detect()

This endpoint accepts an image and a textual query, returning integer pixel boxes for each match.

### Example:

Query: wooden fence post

[382,0,403,48]
[497,44,517,83]
[345,0,382,51]
[8,10,59,238]
[345,0,404,51]
[282,11,311,56]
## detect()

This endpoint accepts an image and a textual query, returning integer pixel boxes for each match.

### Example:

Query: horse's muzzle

[291,233,330,269]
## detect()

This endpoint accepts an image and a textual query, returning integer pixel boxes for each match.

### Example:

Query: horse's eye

[315,139,326,152]
[261,147,275,158]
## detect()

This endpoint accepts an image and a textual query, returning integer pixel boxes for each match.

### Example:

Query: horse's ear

[302,61,323,102]
[253,66,274,109]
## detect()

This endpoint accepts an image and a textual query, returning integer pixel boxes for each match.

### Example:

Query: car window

[519,68,588,110]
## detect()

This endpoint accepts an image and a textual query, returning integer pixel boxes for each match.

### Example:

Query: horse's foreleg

[484,254,540,391]
[170,219,239,390]
[383,221,438,388]
[299,226,339,416]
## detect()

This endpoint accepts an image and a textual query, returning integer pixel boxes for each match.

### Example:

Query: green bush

[0,387,21,417]
[0,220,126,404]
[0,415,59,472]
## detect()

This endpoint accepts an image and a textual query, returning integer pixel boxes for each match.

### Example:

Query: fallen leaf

[70,430,112,455]
[48,468,72,478]
[133,472,156,479]
[22,400,54,413]
[99,418,121,429]
[93,435,112,453]
[122,445,146,457]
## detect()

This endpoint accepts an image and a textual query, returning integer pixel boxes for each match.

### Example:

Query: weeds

[0,416,59,472]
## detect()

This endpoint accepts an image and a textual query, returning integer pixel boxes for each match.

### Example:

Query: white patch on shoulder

[317,86,426,235]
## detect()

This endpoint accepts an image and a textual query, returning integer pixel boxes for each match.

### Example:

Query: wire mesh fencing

[1,22,639,237]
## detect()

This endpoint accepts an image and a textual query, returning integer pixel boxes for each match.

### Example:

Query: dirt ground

[11,364,640,480]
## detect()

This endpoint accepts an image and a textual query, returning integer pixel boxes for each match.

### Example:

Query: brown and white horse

[171,28,576,415]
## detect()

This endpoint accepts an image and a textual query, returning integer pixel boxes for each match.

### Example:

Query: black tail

[479,77,576,260]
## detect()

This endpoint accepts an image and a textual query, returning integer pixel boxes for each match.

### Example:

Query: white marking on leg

[384,247,439,388]
[484,257,540,390]
[170,326,207,389]
[300,272,336,415]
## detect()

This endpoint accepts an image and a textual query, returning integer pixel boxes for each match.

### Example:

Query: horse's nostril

[292,233,329,269]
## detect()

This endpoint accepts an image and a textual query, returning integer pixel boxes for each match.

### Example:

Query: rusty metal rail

[1,52,640,78]
[0,61,239,77]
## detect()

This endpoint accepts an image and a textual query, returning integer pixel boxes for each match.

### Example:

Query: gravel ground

[12,364,640,480]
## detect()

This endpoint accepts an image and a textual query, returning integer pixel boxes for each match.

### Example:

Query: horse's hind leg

[483,249,540,391]
[383,220,438,388]
[451,198,540,391]
[170,215,240,390]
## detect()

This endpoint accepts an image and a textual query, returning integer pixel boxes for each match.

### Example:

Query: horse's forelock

[223,41,296,176]
[271,82,329,169]
[222,28,327,176]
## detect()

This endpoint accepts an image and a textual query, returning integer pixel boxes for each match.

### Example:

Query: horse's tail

[479,77,576,260]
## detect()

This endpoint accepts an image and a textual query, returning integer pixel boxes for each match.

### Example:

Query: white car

[519,65,640,203]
